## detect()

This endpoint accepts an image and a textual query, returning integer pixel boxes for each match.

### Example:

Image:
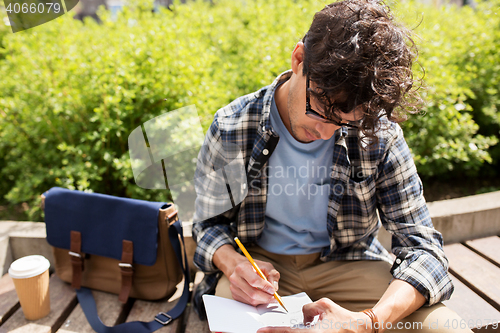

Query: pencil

[234,237,288,312]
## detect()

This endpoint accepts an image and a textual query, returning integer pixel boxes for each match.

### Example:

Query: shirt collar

[261,70,293,137]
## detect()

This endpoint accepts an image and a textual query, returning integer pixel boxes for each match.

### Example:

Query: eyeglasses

[305,77,359,129]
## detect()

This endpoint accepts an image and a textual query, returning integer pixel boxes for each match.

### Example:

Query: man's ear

[291,42,305,75]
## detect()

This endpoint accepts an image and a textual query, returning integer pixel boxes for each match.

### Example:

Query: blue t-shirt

[256,91,336,254]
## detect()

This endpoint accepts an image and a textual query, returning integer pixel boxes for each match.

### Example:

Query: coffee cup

[8,255,51,320]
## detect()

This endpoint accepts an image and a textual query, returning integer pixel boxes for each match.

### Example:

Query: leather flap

[44,187,171,266]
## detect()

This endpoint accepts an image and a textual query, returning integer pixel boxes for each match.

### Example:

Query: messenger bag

[43,187,190,333]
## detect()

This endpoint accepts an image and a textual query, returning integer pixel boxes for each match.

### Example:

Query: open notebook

[203,292,314,333]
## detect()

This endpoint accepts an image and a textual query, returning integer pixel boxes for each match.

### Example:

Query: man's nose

[315,122,337,140]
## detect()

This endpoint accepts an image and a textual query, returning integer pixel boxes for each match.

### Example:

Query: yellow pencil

[234,237,288,312]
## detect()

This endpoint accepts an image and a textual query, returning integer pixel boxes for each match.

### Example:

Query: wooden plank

[445,243,500,311]
[184,304,210,333]
[0,274,19,325]
[465,236,500,267]
[125,279,187,333]
[56,290,132,333]
[472,323,500,333]
[0,235,13,276]
[0,275,77,333]
[443,275,500,330]
[184,271,210,333]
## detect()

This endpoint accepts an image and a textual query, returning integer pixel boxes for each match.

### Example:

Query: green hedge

[0,0,498,219]
[397,0,499,177]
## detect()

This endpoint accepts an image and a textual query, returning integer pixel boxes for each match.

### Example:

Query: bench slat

[465,236,500,267]
[0,274,19,325]
[472,324,500,333]
[443,275,500,329]
[0,275,76,333]
[445,243,500,311]
[56,290,131,333]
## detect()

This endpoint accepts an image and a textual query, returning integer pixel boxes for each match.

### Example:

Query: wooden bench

[1,235,499,332]
[443,236,500,332]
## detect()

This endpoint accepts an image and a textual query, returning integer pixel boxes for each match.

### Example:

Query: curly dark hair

[302,0,422,146]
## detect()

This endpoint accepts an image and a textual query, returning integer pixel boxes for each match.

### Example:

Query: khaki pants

[215,245,472,333]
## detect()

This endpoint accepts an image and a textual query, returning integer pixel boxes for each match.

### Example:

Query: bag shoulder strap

[76,219,190,333]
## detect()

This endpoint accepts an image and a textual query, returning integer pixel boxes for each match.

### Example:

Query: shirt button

[396,258,402,264]
[262,149,269,155]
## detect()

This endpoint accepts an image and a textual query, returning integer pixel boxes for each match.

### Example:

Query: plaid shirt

[192,71,453,306]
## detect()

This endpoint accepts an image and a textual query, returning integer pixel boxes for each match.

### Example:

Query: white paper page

[203,292,313,333]
[203,294,263,333]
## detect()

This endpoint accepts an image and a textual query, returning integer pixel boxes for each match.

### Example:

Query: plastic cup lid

[8,255,50,279]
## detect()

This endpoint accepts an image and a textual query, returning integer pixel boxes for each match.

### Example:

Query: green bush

[0,0,498,220]
[396,0,499,177]
[463,1,500,176]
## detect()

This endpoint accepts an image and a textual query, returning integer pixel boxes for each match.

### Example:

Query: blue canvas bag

[43,187,190,333]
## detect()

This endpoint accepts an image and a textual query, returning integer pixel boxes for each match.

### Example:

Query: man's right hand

[213,244,280,307]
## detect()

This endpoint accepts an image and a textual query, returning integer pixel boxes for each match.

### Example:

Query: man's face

[286,70,363,143]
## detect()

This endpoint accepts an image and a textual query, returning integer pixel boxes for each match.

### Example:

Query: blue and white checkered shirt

[192,71,453,306]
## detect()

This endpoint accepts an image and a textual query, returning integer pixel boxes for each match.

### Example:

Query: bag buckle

[118,263,133,269]
[167,209,178,224]
[69,251,82,258]
[118,262,133,278]
[155,312,173,325]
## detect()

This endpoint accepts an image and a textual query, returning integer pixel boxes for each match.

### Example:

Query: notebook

[203,292,315,333]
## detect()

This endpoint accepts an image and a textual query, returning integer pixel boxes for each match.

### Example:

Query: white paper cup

[8,255,51,320]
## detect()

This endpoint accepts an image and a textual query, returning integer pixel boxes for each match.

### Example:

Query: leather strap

[76,219,190,333]
[70,231,83,289]
[118,240,134,303]
[362,308,379,333]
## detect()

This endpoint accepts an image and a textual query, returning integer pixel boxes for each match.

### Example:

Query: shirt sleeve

[192,114,239,273]
[376,124,454,306]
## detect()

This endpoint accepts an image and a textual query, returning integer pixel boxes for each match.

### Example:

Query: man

[192,0,471,332]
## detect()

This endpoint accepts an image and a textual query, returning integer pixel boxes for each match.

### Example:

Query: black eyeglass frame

[305,77,359,129]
